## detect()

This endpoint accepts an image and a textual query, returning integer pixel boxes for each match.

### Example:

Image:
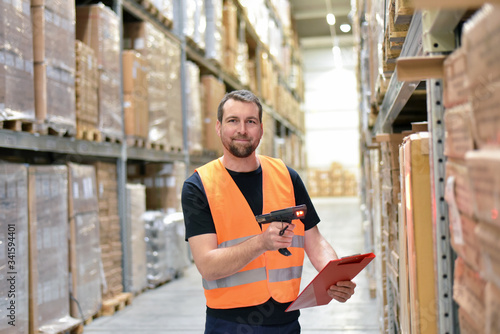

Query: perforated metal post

[426,79,457,334]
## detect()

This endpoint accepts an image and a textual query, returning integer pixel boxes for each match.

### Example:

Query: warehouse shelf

[0,129,122,158]
[372,11,423,135]
[121,0,179,44]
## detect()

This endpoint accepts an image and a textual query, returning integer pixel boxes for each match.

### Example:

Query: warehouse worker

[181,90,356,333]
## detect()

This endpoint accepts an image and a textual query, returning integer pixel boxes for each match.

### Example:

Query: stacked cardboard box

[306,164,359,197]
[186,61,203,154]
[28,165,81,333]
[75,40,99,140]
[205,0,224,64]
[31,0,76,136]
[122,50,149,143]
[374,133,405,331]
[201,75,226,156]
[222,0,238,77]
[76,4,122,141]
[0,0,35,123]
[258,110,275,158]
[128,162,185,214]
[67,163,102,321]
[94,162,123,300]
[0,162,29,334]
[439,5,500,333]
[124,22,183,151]
[399,133,437,334]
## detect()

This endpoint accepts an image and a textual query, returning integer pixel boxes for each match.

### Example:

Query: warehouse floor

[84,197,380,333]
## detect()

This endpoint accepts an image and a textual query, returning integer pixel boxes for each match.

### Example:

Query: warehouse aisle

[84,197,379,333]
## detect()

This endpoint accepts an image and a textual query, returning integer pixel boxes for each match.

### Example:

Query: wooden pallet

[100,292,134,317]
[126,136,148,148]
[70,312,100,334]
[0,119,35,133]
[102,134,123,145]
[148,141,166,151]
[76,127,102,142]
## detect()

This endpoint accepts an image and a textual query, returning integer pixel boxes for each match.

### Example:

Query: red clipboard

[285,252,376,312]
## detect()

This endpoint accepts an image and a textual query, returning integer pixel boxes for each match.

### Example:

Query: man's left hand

[327,280,356,303]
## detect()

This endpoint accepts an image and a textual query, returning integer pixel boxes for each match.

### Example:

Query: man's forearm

[190,234,266,281]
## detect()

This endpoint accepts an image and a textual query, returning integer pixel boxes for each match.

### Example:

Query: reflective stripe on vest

[196,155,305,309]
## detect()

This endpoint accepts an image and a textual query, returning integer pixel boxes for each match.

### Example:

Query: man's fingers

[327,281,356,303]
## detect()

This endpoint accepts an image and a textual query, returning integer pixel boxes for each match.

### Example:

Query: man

[181,90,355,333]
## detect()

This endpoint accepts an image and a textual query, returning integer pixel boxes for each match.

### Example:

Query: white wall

[301,46,359,175]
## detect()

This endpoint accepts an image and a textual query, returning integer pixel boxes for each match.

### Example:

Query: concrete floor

[84,197,380,333]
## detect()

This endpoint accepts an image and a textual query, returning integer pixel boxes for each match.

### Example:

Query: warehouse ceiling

[289,0,355,48]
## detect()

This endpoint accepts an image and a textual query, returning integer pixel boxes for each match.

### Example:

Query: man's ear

[216,120,221,137]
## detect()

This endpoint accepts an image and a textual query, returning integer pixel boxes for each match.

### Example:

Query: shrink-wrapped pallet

[67,163,102,321]
[94,161,122,299]
[0,162,29,333]
[28,165,81,333]
[0,0,35,123]
[76,4,122,141]
[124,22,182,151]
[143,211,171,287]
[31,0,76,135]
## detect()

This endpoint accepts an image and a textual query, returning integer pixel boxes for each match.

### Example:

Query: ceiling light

[326,13,336,26]
[340,24,351,33]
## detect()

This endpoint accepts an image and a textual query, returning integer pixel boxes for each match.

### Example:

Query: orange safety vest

[196,155,305,309]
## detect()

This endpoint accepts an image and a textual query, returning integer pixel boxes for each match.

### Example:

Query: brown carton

[465,149,500,226]
[401,133,438,334]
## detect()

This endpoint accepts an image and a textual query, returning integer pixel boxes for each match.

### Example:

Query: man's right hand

[260,221,296,252]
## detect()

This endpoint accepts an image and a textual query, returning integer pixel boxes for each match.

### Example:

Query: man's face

[216,99,263,158]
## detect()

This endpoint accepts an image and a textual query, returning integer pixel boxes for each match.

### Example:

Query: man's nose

[237,122,247,134]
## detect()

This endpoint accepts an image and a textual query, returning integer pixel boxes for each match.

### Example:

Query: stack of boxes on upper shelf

[364,122,437,333]
[0,0,305,169]
[356,0,415,127]
[442,4,500,333]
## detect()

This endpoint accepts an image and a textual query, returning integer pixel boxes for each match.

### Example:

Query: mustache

[232,136,250,140]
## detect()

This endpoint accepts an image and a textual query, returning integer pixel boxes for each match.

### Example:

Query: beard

[225,137,258,158]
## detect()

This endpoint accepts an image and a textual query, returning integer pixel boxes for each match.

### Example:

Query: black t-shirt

[181,164,320,326]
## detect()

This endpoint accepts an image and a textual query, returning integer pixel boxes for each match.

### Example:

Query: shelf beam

[0,129,122,158]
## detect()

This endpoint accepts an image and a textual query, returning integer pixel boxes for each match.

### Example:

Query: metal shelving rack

[370,5,467,334]
[0,0,306,294]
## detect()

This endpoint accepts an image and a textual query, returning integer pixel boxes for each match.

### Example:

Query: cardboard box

[75,40,99,128]
[485,282,500,334]
[76,4,120,75]
[401,132,438,334]
[453,257,486,333]
[201,75,226,156]
[444,103,475,159]
[475,222,500,289]
[443,47,469,108]
[462,5,500,149]
[465,149,500,226]
[122,50,148,95]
